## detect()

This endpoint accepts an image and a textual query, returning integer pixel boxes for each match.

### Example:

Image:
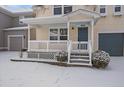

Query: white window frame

[19,16,25,25]
[49,27,68,41]
[59,28,68,40]
[49,28,59,40]
[52,5,72,16]
[99,5,107,16]
[53,5,62,15]
[113,5,122,16]
[63,5,72,14]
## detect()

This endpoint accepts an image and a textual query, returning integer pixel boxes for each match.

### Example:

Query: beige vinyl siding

[35,6,53,17]
[34,5,96,17]
[36,25,49,40]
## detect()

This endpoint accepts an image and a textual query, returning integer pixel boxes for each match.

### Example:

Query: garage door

[99,33,124,56]
[9,36,24,51]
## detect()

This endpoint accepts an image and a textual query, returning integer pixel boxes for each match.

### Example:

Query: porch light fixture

[72,27,74,30]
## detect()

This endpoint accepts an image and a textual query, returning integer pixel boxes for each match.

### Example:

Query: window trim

[52,5,72,16]
[53,5,62,15]
[63,5,72,14]
[49,27,68,41]
[99,5,107,16]
[113,5,122,16]
[49,28,59,40]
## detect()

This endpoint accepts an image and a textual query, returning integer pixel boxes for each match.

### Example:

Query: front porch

[20,9,100,66]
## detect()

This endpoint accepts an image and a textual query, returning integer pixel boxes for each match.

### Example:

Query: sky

[1,5,32,12]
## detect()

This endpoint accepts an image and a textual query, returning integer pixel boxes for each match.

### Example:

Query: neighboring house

[20,5,124,66]
[0,7,34,51]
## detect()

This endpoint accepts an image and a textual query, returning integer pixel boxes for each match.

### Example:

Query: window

[19,16,25,24]
[50,29,58,40]
[54,5,62,15]
[49,28,68,40]
[113,5,122,16]
[99,5,107,16]
[60,28,68,40]
[64,5,72,14]
[115,5,121,12]
[53,5,72,15]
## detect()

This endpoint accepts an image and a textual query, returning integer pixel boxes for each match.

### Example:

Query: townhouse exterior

[17,5,124,65]
[0,7,33,51]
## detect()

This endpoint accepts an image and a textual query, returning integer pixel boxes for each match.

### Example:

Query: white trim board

[99,30,124,33]
[8,35,24,51]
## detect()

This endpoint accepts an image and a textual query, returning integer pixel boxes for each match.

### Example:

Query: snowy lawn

[0,51,124,87]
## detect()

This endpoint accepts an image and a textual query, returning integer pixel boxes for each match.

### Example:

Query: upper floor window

[114,5,121,12]
[19,16,25,24]
[99,5,107,16]
[53,5,72,15]
[54,5,62,15]
[64,5,72,14]
[113,5,122,16]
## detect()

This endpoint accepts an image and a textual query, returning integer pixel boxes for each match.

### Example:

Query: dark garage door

[99,33,124,56]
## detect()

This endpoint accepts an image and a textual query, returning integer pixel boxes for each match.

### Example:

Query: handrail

[88,40,92,65]
[29,40,68,43]
[67,41,71,64]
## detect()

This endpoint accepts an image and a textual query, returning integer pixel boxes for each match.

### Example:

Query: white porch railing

[29,40,89,52]
[28,40,92,65]
[71,41,89,52]
[29,40,68,52]
[29,40,90,52]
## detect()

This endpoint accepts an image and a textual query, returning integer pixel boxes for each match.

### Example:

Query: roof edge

[0,6,33,17]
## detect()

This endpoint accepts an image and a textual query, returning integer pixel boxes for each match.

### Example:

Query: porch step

[71,50,89,54]
[70,58,90,62]
[70,55,89,59]
[69,51,91,65]
[67,63,92,66]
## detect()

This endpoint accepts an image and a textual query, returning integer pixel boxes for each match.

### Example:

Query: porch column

[67,21,70,41]
[67,21,71,64]
[91,20,94,50]
[28,24,30,51]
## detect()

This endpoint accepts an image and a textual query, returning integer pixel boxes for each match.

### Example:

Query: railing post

[68,41,71,64]
[89,40,92,66]
[47,41,49,52]
[28,24,30,51]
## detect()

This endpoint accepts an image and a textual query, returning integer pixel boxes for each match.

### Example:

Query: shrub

[92,50,110,68]
[56,51,68,62]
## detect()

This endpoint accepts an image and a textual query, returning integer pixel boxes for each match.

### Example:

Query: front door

[78,27,88,41]
[78,27,88,49]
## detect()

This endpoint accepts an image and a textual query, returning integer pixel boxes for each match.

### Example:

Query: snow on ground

[0,51,124,87]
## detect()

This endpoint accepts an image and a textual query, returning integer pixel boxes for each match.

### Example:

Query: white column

[91,20,94,50]
[67,21,70,41]
[67,21,70,64]
[28,24,30,51]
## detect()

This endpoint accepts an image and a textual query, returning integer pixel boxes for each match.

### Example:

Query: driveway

[0,51,124,87]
